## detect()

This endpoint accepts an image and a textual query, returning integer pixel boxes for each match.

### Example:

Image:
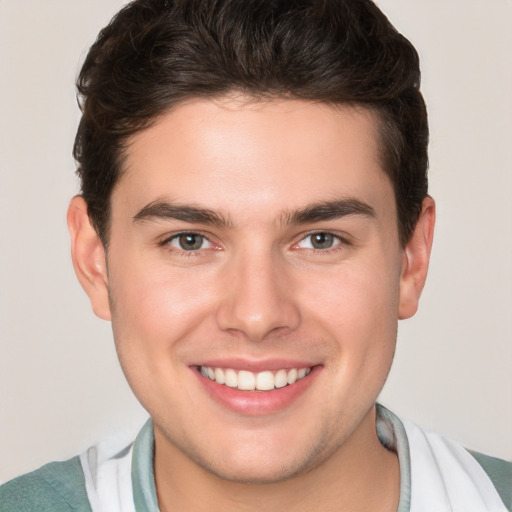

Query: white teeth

[199,365,312,391]
[224,369,238,388]
[287,368,298,385]
[214,367,225,384]
[238,370,256,391]
[256,371,275,391]
[274,369,288,388]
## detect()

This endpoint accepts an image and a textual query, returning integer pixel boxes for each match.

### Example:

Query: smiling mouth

[198,365,312,391]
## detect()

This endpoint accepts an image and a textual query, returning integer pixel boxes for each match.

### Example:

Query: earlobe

[398,196,436,320]
[67,196,111,321]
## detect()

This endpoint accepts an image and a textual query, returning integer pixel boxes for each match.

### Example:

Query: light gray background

[1,0,511,484]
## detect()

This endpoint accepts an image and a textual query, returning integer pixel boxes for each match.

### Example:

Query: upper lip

[193,358,318,373]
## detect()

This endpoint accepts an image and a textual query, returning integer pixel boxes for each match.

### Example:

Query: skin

[68,97,435,511]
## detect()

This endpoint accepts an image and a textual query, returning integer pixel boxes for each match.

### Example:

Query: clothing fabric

[1,406,510,512]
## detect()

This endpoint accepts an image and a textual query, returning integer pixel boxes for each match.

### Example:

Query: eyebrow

[284,198,376,225]
[133,201,232,227]
[133,197,376,227]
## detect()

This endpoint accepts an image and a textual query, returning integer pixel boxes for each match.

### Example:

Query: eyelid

[157,229,351,253]
[292,230,350,250]
[159,230,219,250]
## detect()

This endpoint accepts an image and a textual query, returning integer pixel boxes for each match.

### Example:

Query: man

[1,0,510,511]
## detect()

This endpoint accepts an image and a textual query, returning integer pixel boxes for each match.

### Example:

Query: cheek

[108,256,218,355]
[346,269,400,378]
[299,258,400,380]
[107,258,219,414]
[302,259,400,330]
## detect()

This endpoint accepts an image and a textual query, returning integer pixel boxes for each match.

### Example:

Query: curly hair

[74,0,428,246]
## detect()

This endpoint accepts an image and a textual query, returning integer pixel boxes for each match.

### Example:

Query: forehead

[115,97,393,223]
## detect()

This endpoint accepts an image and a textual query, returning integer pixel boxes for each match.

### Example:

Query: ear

[398,196,436,320]
[67,196,111,321]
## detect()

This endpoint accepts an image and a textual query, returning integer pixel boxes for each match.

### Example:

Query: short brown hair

[74,0,428,246]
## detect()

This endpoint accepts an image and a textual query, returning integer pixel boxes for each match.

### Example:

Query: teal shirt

[1,409,511,511]
[0,457,91,512]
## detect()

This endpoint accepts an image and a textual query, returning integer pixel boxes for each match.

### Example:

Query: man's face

[100,98,407,482]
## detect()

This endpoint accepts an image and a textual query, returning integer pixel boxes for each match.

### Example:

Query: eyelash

[292,231,349,253]
[159,231,217,257]
[159,230,349,256]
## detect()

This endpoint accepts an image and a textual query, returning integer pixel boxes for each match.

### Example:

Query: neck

[154,407,400,512]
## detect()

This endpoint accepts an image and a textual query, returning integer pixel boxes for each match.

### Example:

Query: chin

[199,455,311,485]
[183,429,331,485]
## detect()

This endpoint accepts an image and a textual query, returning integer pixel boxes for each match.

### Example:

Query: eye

[296,232,341,250]
[166,233,212,251]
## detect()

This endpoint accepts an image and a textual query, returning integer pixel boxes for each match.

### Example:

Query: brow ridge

[133,201,232,227]
[285,199,376,225]
[133,198,376,228]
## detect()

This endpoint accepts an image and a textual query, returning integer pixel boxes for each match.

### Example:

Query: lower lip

[194,366,321,416]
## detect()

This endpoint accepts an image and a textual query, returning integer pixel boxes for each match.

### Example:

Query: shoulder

[402,414,512,511]
[468,450,512,511]
[0,456,92,512]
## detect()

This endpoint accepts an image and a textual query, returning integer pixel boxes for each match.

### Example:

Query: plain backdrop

[1,0,511,484]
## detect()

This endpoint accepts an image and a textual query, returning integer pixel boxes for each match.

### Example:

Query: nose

[215,251,301,342]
